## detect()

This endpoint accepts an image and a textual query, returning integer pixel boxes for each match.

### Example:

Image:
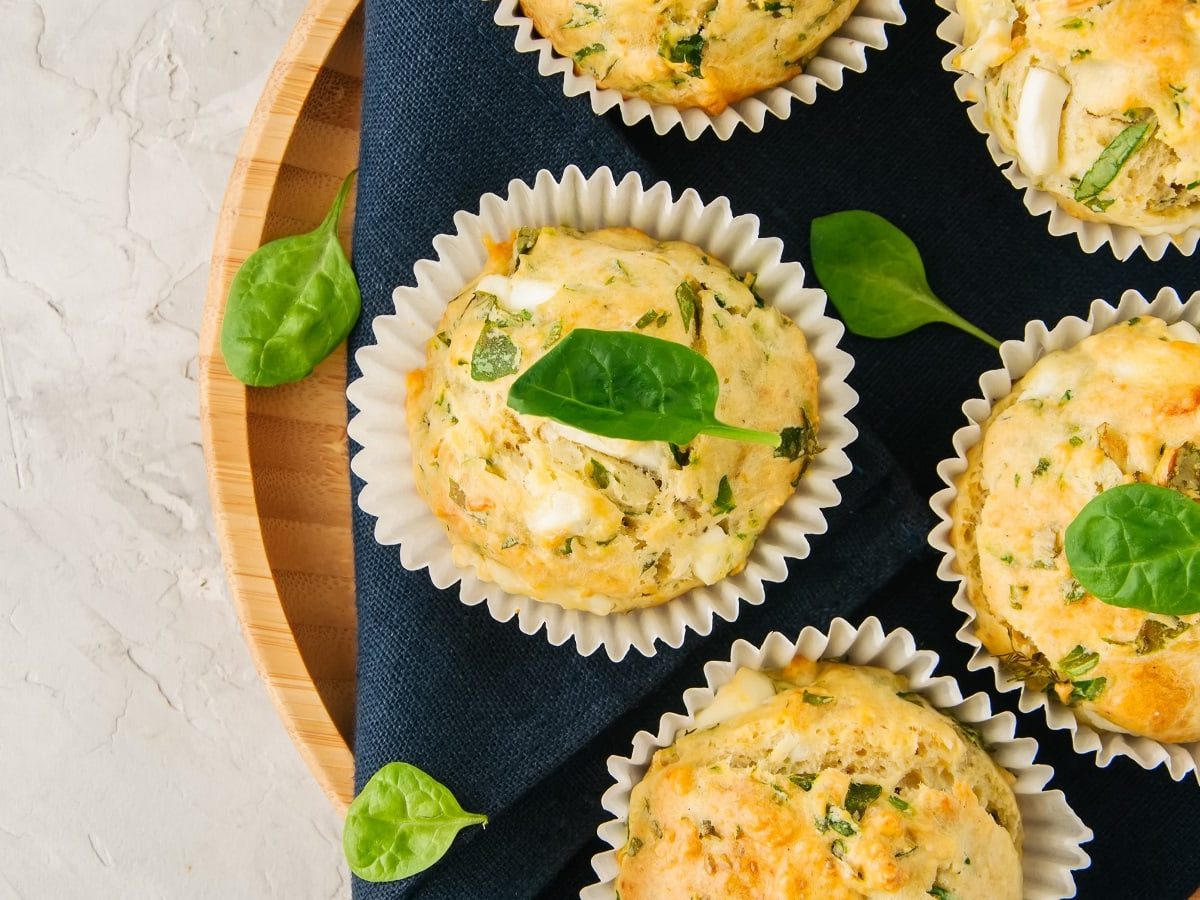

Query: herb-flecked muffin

[405,226,820,616]
[953,0,1200,233]
[616,659,1023,899]
[951,317,1200,742]
[519,0,862,114]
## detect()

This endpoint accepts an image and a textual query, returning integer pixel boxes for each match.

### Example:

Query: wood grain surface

[199,0,362,811]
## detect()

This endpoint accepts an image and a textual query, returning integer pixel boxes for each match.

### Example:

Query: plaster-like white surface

[0,0,349,896]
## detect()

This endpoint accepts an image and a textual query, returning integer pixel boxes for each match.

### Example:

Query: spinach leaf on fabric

[343,762,487,883]
[810,211,999,348]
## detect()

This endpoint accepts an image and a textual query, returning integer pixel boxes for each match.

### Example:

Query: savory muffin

[616,659,1023,899]
[405,225,820,616]
[953,0,1200,233]
[520,0,862,114]
[952,316,1200,742]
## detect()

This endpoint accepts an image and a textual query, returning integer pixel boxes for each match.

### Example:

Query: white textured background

[0,0,349,896]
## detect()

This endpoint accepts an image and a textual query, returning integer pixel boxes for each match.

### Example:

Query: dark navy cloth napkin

[349,2,1200,898]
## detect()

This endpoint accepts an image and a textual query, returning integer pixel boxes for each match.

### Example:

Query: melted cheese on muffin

[405,226,820,615]
[952,317,1200,742]
[519,0,861,114]
[616,660,1023,899]
[954,0,1200,233]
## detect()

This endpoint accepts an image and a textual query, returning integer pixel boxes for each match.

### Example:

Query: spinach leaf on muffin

[507,329,782,447]
[1065,483,1200,615]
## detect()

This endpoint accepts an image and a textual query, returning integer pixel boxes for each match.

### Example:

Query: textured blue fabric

[349,2,1200,898]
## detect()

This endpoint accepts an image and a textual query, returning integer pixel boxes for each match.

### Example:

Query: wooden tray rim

[198,0,360,812]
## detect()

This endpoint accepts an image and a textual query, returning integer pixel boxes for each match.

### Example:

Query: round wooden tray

[199,0,362,811]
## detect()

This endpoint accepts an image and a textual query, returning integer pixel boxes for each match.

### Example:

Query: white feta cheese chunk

[691,525,740,587]
[1016,67,1071,177]
[542,421,666,472]
[526,489,589,540]
[508,278,560,311]
[474,274,560,312]
[475,274,512,302]
[956,0,1017,78]
[959,18,1014,76]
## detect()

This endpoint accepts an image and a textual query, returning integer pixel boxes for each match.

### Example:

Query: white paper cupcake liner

[929,287,1200,780]
[934,0,1200,262]
[346,165,858,661]
[494,0,906,141]
[583,616,1092,899]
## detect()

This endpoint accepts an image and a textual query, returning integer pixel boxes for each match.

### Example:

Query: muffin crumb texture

[952,316,1200,742]
[519,0,862,113]
[616,659,1023,899]
[405,226,819,615]
[954,0,1200,233]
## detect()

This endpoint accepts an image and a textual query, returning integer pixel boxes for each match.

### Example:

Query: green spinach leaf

[634,309,660,329]
[1069,677,1107,703]
[676,280,701,332]
[789,773,817,791]
[1058,645,1099,678]
[810,211,999,348]
[844,783,882,819]
[826,817,855,837]
[712,475,735,514]
[1064,483,1200,615]
[342,762,487,883]
[663,32,706,77]
[221,171,361,386]
[775,415,820,462]
[471,322,520,381]
[1134,617,1191,654]
[573,42,605,61]
[506,328,781,447]
[1074,120,1156,204]
[588,458,610,489]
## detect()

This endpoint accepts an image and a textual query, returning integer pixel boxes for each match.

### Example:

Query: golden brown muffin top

[520,0,861,113]
[952,317,1200,742]
[956,0,1200,231]
[405,226,819,614]
[617,659,1023,899]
